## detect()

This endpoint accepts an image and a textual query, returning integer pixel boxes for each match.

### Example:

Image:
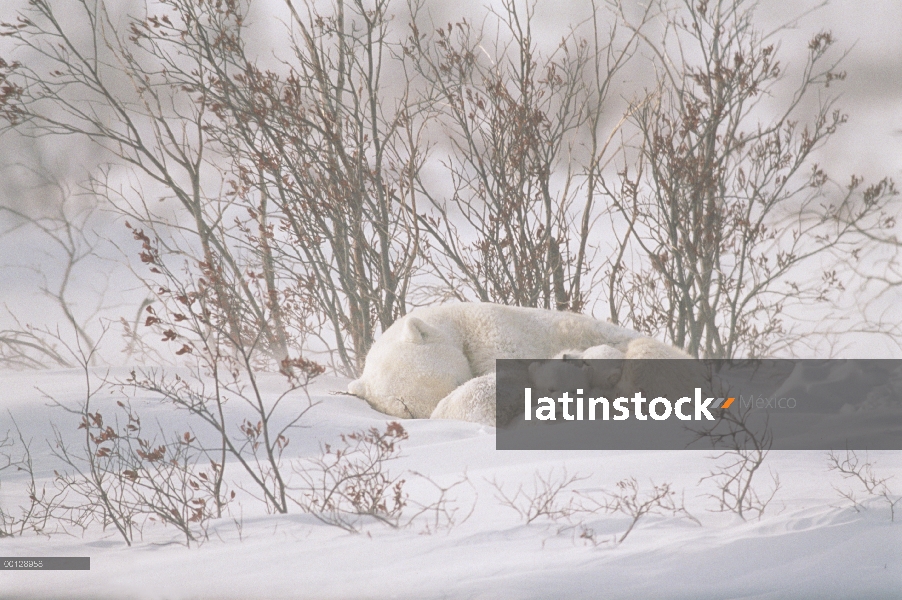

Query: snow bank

[0,370,899,599]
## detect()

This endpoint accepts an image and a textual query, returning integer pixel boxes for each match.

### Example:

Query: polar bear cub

[532,340,693,406]
[555,344,626,392]
[528,359,591,398]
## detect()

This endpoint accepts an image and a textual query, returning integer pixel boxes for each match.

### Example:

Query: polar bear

[555,344,626,392]
[430,371,524,425]
[431,349,621,425]
[526,341,696,413]
[613,337,701,400]
[529,358,591,398]
[347,303,693,425]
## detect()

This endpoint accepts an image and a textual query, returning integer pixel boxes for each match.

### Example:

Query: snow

[0,369,900,599]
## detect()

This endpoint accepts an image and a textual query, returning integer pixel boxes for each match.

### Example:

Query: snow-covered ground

[1,369,900,599]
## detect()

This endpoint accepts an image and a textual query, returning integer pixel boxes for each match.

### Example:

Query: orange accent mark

[721,397,735,409]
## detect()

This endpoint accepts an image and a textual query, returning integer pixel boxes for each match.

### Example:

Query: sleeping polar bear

[347,303,691,426]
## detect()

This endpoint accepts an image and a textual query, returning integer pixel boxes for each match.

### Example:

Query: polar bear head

[528,359,590,398]
[347,315,473,419]
[578,344,625,390]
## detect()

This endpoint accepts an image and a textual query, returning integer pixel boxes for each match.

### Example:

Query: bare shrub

[837,181,902,357]
[0,184,110,368]
[604,0,896,358]
[405,470,476,535]
[827,449,899,521]
[0,416,47,537]
[0,429,18,536]
[35,336,233,546]
[2,0,895,374]
[578,478,700,545]
[102,401,233,544]
[701,448,780,521]
[0,323,75,370]
[406,1,652,311]
[121,220,323,515]
[189,0,424,374]
[294,422,410,533]
[613,479,700,542]
[293,423,473,534]
[0,0,328,524]
[8,325,245,546]
[126,362,316,516]
[49,400,231,546]
[39,337,140,544]
[696,399,780,521]
[490,469,698,547]
[0,0,299,366]
[489,468,588,525]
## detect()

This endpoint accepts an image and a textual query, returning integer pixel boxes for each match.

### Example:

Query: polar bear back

[451,304,640,375]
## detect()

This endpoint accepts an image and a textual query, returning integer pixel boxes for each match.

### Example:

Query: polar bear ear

[402,316,438,344]
[348,378,367,397]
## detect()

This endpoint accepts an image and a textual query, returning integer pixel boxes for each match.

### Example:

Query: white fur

[429,374,497,424]
[558,344,626,391]
[528,360,590,399]
[348,303,692,426]
[580,344,627,360]
[615,337,697,399]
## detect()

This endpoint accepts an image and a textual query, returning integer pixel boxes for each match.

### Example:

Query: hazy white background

[0,0,900,360]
